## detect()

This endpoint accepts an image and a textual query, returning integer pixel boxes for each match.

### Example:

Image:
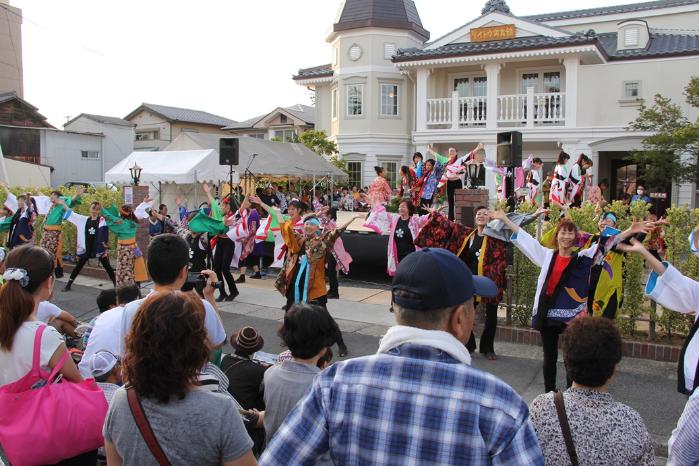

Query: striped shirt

[668,389,699,465]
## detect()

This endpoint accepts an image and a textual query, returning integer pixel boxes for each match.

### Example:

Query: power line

[0,3,106,58]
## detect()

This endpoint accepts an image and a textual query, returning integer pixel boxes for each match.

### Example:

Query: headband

[602,212,617,224]
[304,218,321,227]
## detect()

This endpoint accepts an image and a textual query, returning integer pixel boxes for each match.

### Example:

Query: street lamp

[129,163,142,186]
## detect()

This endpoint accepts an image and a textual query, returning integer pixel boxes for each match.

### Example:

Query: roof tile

[524,0,699,23]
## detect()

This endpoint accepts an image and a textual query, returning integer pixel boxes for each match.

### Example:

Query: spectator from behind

[103,291,255,465]
[88,349,122,404]
[263,304,335,446]
[79,284,141,377]
[221,326,268,455]
[668,389,699,465]
[0,246,83,387]
[529,317,655,465]
[261,248,543,465]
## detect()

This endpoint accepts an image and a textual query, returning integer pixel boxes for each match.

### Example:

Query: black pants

[245,253,260,269]
[466,303,498,354]
[446,179,463,221]
[540,324,569,393]
[213,237,238,296]
[69,255,116,285]
[327,254,338,294]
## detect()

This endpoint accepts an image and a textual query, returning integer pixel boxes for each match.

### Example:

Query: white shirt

[119,293,226,356]
[36,301,62,322]
[78,306,125,378]
[0,321,63,386]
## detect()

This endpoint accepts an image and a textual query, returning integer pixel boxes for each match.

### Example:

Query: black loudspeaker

[496,131,522,167]
[219,138,239,165]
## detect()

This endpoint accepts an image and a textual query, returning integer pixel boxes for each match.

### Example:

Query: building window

[346,84,363,117]
[624,28,639,47]
[380,161,398,188]
[246,133,266,139]
[380,84,399,116]
[384,43,396,60]
[81,150,99,159]
[624,81,641,99]
[331,88,338,119]
[273,129,296,142]
[346,161,362,188]
[135,130,159,141]
[543,72,561,93]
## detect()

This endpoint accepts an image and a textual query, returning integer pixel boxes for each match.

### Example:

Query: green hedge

[2,186,124,261]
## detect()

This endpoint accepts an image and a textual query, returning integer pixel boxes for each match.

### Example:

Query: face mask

[637,190,644,195]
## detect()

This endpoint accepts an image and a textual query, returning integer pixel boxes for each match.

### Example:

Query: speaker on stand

[219,138,240,204]
[496,131,522,210]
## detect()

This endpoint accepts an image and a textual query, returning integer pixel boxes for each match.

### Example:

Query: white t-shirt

[78,306,124,378]
[0,321,64,386]
[119,293,226,356]
[36,301,62,323]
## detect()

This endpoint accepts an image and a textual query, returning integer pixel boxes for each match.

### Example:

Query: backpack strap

[127,387,172,466]
[554,390,579,466]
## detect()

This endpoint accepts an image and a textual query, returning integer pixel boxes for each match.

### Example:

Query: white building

[294,0,699,207]
[223,104,315,141]
[62,113,136,184]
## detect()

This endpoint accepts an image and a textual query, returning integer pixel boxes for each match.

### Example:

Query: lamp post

[129,163,142,186]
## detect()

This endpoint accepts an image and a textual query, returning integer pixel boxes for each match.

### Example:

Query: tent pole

[313,173,316,202]
[193,170,198,208]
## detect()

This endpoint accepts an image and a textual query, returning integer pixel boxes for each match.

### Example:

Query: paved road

[55,279,683,462]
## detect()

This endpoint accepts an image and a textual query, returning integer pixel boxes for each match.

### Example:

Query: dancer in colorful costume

[101,198,150,286]
[36,187,84,277]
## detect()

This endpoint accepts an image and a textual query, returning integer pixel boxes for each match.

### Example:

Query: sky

[11,0,651,128]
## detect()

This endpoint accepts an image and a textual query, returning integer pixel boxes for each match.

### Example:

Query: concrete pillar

[485,63,501,130]
[563,57,579,128]
[416,69,429,131]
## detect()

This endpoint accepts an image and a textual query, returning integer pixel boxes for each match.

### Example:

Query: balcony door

[520,70,562,121]
[453,75,487,125]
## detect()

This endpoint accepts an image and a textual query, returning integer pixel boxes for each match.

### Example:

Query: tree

[297,130,348,173]
[629,77,699,188]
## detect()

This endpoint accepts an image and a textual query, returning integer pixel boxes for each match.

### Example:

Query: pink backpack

[0,325,109,466]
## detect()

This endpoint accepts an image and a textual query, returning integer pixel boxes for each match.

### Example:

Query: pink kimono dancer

[364,205,429,276]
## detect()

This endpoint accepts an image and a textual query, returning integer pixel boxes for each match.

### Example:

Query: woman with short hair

[529,317,655,465]
[103,291,256,466]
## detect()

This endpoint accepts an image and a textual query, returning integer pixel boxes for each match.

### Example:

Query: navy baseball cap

[392,248,498,311]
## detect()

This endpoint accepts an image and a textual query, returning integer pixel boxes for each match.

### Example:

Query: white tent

[105,149,228,185]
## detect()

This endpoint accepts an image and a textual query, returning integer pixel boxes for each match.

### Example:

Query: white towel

[377,325,471,365]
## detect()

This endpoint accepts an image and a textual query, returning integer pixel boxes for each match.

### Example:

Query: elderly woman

[103,291,256,466]
[529,317,655,465]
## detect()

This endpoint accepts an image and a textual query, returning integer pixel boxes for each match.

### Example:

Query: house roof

[64,113,136,128]
[524,0,699,23]
[124,103,236,127]
[0,91,54,128]
[293,64,334,81]
[393,34,604,62]
[223,104,316,130]
[333,0,429,41]
[393,31,699,62]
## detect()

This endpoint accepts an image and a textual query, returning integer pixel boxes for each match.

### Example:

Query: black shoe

[338,344,349,357]
[62,281,72,292]
[250,272,262,279]
[281,304,288,311]
[224,290,240,301]
[235,275,246,284]
[54,267,64,279]
[216,293,228,302]
[327,291,339,299]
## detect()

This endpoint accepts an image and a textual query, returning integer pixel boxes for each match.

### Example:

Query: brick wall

[128,185,151,277]
[454,189,489,226]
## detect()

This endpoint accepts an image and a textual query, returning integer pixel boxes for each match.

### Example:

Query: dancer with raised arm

[101,197,151,287]
[62,200,116,291]
[37,187,84,277]
[491,210,653,392]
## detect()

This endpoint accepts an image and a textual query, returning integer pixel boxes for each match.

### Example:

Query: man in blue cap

[261,248,544,465]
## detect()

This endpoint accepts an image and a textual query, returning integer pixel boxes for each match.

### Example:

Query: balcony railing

[425,89,565,129]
